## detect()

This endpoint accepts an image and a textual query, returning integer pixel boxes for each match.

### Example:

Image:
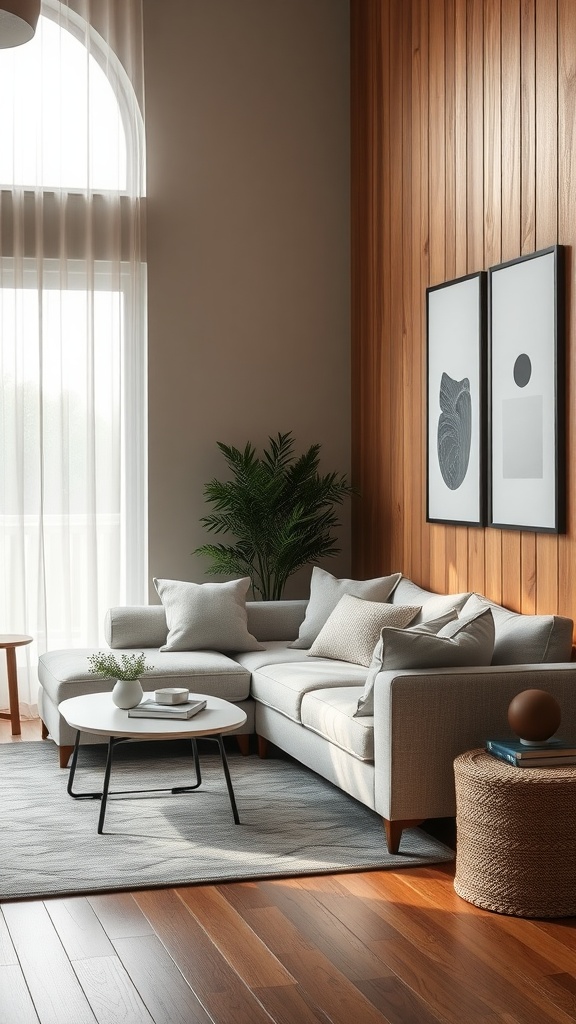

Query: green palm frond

[193,432,356,600]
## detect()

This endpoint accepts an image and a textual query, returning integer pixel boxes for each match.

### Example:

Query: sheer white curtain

[0,0,147,718]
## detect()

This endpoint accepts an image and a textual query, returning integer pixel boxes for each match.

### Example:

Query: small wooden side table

[0,635,33,737]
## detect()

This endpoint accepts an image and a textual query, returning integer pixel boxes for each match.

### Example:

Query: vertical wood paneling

[483,0,502,604]
[428,0,447,594]
[454,0,469,593]
[389,0,405,571]
[351,0,574,631]
[558,0,576,622]
[519,0,537,613]
[500,0,522,612]
[466,0,486,597]
[534,0,559,614]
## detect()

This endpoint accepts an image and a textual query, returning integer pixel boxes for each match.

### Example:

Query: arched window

[0,0,146,717]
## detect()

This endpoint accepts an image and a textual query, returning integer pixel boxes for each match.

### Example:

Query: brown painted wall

[351,0,576,622]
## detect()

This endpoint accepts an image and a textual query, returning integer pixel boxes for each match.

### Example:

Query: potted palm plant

[194,432,354,600]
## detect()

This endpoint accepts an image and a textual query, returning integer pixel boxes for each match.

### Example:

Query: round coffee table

[59,692,247,834]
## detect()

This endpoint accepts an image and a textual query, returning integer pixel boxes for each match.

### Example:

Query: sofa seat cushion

[234,642,312,672]
[39,649,251,706]
[301,687,374,762]
[250,660,368,723]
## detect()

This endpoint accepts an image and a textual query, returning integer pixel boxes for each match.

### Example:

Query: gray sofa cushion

[154,577,263,653]
[246,600,307,642]
[234,642,312,672]
[250,659,368,723]
[39,648,251,705]
[290,567,402,649]
[391,576,471,624]
[461,593,574,665]
[355,607,495,717]
[307,595,420,666]
[301,687,374,761]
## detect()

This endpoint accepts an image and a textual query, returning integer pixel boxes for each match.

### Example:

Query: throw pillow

[153,577,264,653]
[460,593,574,665]
[289,567,402,650]
[307,595,420,667]
[391,575,471,625]
[354,606,494,717]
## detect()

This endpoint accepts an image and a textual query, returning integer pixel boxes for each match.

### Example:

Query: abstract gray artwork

[437,372,472,490]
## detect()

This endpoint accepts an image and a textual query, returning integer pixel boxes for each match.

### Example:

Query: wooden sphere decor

[507,689,562,743]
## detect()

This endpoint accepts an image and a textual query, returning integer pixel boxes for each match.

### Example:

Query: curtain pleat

[0,0,146,717]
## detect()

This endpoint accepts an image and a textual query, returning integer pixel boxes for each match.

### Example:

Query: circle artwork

[513,353,532,388]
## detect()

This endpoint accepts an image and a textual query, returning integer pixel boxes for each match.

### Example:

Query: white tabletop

[59,692,247,740]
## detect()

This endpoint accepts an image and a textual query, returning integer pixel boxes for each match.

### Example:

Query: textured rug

[3,741,454,900]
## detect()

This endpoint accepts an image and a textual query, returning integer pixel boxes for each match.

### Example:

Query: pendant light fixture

[0,0,41,48]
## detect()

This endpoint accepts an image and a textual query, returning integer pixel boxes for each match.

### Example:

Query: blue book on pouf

[486,737,576,767]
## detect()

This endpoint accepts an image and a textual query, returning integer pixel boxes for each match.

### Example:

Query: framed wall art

[488,245,565,533]
[426,271,487,527]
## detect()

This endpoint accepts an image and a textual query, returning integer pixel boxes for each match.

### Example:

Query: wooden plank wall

[351,0,576,622]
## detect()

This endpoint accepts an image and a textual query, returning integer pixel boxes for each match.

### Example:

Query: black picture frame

[488,245,565,533]
[426,271,487,527]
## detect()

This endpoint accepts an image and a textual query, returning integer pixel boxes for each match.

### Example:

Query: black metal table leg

[172,738,202,793]
[97,735,115,834]
[217,734,241,824]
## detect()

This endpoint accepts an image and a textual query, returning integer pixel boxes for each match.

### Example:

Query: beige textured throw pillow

[354,606,492,717]
[289,566,402,650]
[307,595,420,666]
[154,577,264,653]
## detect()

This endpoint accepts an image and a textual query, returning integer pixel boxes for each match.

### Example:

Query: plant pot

[111,678,143,709]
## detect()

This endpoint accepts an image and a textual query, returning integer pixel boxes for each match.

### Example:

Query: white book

[128,699,207,720]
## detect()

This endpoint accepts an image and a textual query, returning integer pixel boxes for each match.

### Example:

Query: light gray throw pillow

[391,576,471,625]
[307,595,420,667]
[460,593,574,665]
[354,606,492,717]
[289,567,402,650]
[153,577,264,653]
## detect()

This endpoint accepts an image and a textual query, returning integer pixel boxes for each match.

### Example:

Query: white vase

[111,678,143,709]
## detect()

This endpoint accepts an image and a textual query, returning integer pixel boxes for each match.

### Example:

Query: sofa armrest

[372,662,576,822]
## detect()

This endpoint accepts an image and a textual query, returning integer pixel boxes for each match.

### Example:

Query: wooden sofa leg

[383,818,424,854]
[257,736,269,759]
[59,745,74,769]
[236,735,250,756]
[41,720,49,739]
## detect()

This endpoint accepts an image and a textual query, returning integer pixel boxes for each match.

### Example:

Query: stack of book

[128,699,207,720]
[486,737,576,768]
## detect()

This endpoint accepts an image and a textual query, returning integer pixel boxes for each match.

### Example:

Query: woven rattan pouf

[453,748,576,918]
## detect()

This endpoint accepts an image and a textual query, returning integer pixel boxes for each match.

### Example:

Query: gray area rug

[3,740,454,900]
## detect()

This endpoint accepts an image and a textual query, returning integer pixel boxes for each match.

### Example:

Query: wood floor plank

[228,900,397,1024]
[72,956,154,1024]
[350,869,576,1024]
[87,893,155,939]
[0,964,40,1024]
[177,885,295,988]
[253,877,394,981]
[356,975,447,1024]
[251,983,334,1024]
[134,888,277,1024]
[112,933,214,1024]
[45,899,116,960]
[0,910,18,966]
[1,903,97,1024]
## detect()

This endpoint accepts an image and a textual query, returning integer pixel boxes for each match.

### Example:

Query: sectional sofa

[37,572,576,853]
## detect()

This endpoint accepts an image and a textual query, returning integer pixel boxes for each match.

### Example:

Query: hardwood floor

[2,722,576,1023]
